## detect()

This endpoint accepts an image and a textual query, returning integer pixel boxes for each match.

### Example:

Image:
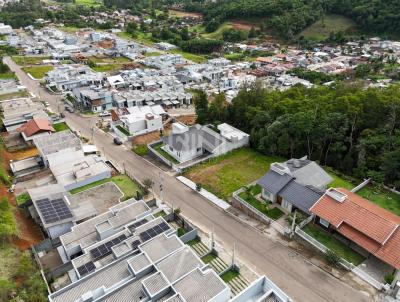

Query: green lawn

[53,122,70,132]
[74,0,102,6]
[238,191,284,220]
[326,168,355,190]
[70,175,143,200]
[92,64,122,73]
[16,192,31,206]
[22,66,53,79]
[132,144,148,156]
[220,269,240,282]
[12,56,51,66]
[89,56,130,64]
[153,142,179,164]
[201,253,217,264]
[357,185,400,216]
[299,14,358,41]
[186,237,200,246]
[303,224,365,265]
[184,148,283,200]
[154,210,166,218]
[170,49,207,63]
[117,31,154,46]
[0,72,16,79]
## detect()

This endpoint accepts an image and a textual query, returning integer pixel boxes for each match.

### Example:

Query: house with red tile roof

[17,118,55,143]
[310,188,400,273]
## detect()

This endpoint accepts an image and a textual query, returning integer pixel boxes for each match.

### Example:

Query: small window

[197,147,201,152]
[319,218,330,228]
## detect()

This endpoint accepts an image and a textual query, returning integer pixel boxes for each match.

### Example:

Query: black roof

[256,170,293,195]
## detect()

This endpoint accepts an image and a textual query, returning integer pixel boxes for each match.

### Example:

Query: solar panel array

[77,261,95,277]
[36,198,73,224]
[90,234,127,260]
[139,222,169,242]
[128,218,148,232]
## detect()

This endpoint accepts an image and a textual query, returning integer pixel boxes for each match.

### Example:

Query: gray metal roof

[278,181,323,214]
[256,170,293,195]
[34,130,82,156]
[290,161,333,189]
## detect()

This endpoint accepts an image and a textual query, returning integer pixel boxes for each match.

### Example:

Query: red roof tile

[310,188,400,269]
[17,119,55,137]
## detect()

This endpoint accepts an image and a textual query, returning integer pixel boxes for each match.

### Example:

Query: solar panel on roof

[36,198,73,224]
[90,248,101,259]
[147,229,156,237]
[77,261,95,277]
[160,222,169,231]
[140,232,151,241]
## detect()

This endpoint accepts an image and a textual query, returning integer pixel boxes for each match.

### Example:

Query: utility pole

[159,171,164,203]
[291,210,297,238]
[232,242,236,268]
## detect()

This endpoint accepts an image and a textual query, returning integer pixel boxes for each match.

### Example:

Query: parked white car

[99,111,111,117]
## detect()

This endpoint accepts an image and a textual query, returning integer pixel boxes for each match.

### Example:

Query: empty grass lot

[70,175,143,200]
[184,148,282,200]
[304,224,365,265]
[22,66,53,79]
[0,72,15,79]
[92,64,122,73]
[0,90,29,101]
[12,56,51,66]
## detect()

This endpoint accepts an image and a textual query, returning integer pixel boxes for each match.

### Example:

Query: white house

[162,122,249,163]
[112,105,165,137]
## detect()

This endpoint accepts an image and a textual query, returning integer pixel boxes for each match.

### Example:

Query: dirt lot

[132,130,162,146]
[230,20,260,31]
[1,143,43,250]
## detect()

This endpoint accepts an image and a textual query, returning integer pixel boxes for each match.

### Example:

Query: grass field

[70,175,143,200]
[202,22,234,40]
[299,14,357,41]
[144,52,162,57]
[357,185,400,216]
[74,0,102,6]
[170,49,207,63]
[184,148,282,200]
[12,56,51,66]
[304,224,365,265]
[22,66,53,79]
[0,72,16,79]
[92,64,122,73]
[89,56,130,64]
[53,122,70,132]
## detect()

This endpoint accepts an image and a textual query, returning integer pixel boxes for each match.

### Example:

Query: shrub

[384,273,395,284]
[196,183,202,191]
[325,250,342,267]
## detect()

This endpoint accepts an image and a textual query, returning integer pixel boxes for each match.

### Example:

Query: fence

[295,226,384,290]
[351,178,370,193]
[232,188,288,235]
[297,214,314,229]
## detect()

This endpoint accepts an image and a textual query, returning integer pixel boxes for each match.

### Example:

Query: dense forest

[0,0,46,28]
[195,83,400,187]
[179,0,400,40]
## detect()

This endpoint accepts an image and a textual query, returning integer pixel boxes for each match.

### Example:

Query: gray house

[257,157,332,214]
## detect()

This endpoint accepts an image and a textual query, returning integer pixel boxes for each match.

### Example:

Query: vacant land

[299,14,357,41]
[304,224,365,265]
[92,64,122,73]
[89,56,131,64]
[184,148,282,200]
[202,22,234,40]
[22,66,53,79]
[170,49,207,63]
[70,174,143,200]
[0,90,28,101]
[12,56,51,66]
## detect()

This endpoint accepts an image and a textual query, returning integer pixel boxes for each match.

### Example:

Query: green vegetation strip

[303,224,365,265]
[69,175,143,201]
[201,253,217,264]
[12,56,51,66]
[116,125,130,136]
[220,269,240,282]
[132,144,148,156]
[16,192,31,206]
[152,143,179,164]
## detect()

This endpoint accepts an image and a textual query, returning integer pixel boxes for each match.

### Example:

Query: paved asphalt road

[5,57,376,302]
